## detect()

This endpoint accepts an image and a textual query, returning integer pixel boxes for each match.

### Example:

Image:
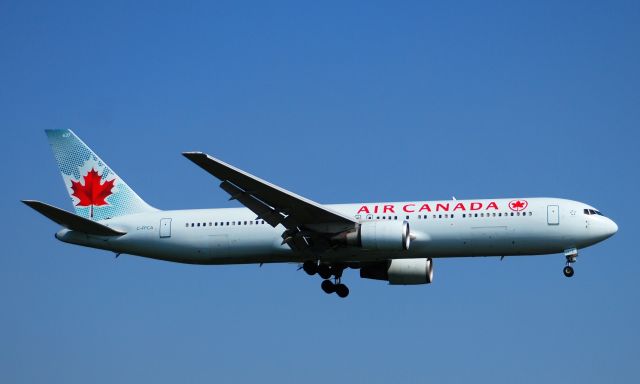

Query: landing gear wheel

[563,248,577,278]
[302,261,317,276]
[335,284,349,298]
[318,264,332,280]
[321,279,335,294]
[563,265,574,278]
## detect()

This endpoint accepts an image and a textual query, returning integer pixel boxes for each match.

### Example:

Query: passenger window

[463,214,466,218]
[406,215,409,220]
[451,214,454,218]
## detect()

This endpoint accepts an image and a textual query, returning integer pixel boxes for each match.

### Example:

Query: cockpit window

[584,208,604,216]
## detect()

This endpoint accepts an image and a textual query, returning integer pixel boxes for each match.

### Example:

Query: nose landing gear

[563,248,578,278]
[563,265,574,277]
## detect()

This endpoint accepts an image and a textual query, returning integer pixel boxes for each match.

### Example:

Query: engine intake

[360,258,434,285]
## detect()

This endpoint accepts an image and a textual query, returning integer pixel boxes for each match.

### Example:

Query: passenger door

[547,205,559,225]
[160,218,172,238]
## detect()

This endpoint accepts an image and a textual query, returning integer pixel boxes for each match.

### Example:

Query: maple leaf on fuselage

[511,200,525,209]
[70,168,115,207]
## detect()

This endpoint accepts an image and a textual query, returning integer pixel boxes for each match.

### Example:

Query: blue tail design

[45,129,156,220]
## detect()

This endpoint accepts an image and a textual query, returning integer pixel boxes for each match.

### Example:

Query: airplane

[23,130,618,298]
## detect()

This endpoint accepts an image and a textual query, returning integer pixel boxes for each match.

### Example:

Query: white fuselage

[55,197,618,264]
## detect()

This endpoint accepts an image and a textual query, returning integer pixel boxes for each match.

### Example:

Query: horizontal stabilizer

[22,200,125,236]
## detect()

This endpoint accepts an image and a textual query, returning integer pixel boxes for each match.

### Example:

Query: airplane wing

[182,152,356,253]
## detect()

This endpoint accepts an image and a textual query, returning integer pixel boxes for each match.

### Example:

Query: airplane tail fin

[45,129,156,221]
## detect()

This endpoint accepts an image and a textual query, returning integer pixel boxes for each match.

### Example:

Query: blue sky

[1,1,639,382]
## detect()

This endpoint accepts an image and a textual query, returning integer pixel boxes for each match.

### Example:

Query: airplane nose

[588,217,618,243]
[607,218,619,237]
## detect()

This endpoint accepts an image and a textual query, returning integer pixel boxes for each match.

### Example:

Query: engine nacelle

[337,220,411,251]
[360,220,411,251]
[360,258,434,285]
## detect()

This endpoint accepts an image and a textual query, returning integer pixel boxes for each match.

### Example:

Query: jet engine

[334,220,411,251]
[360,258,434,285]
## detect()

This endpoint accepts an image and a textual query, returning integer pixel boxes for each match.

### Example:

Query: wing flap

[22,200,125,236]
[220,180,289,227]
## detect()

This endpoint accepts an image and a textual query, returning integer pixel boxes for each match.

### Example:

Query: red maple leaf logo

[70,168,115,217]
[508,200,528,211]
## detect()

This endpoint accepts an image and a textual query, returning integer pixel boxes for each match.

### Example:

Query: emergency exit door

[160,218,172,238]
[547,205,559,225]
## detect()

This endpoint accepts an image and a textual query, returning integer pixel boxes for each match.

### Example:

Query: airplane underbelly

[464,225,515,255]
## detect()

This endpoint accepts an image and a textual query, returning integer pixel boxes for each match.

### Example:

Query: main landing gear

[321,279,350,298]
[302,261,350,298]
[563,248,578,278]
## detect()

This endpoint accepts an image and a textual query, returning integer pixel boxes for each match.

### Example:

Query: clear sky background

[1,1,639,383]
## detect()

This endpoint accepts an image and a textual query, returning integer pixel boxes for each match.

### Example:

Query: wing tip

[21,199,40,207]
[182,151,207,159]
